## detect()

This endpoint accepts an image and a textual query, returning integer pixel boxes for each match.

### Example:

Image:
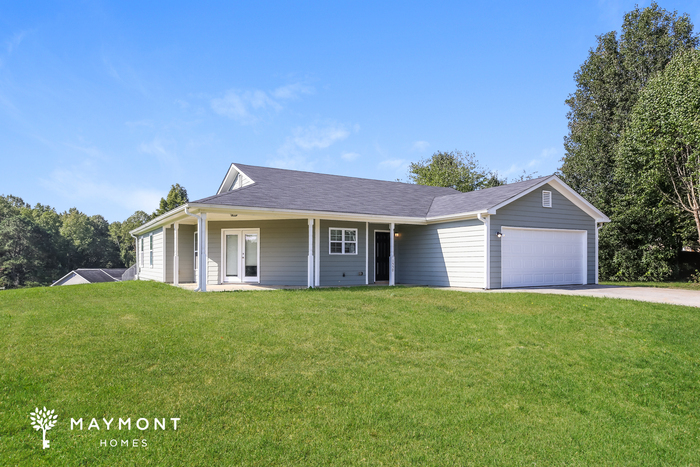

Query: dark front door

[375,232,390,281]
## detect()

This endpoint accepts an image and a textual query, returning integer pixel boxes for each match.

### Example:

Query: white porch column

[314,218,320,286]
[365,222,369,285]
[173,223,179,286]
[199,213,207,292]
[308,218,314,288]
[389,222,395,286]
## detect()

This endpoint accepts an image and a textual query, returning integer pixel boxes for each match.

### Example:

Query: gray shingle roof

[426,175,552,218]
[73,269,127,283]
[194,164,460,218]
[192,163,553,219]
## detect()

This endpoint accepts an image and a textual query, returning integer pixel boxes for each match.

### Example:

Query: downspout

[184,206,202,292]
[477,213,490,289]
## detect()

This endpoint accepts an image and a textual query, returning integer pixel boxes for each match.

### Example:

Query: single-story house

[130,163,609,291]
[52,268,129,286]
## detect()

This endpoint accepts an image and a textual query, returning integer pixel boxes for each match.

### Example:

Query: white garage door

[501,227,587,288]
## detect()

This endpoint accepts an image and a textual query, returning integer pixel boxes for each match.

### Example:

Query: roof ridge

[233,163,459,191]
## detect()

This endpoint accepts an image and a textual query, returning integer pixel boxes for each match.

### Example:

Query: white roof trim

[486,175,610,222]
[130,205,188,235]
[216,163,254,194]
[51,271,76,286]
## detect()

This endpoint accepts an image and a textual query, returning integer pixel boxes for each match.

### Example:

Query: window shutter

[542,190,552,208]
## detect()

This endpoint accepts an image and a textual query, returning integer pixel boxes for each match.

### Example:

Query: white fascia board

[216,164,236,194]
[547,177,611,222]
[129,205,188,236]
[425,210,485,224]
[216,163,254,194]
[486,175,610,223]
[51,270,76,286]
[186,202,427,225]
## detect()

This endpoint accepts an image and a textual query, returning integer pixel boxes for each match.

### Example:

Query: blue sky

[2,1,699,222]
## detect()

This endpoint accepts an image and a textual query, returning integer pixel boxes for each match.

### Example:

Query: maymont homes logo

[29,407,58,449]
[29,407,181,449]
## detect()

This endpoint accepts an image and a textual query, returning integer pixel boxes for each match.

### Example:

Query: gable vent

[542,190,552,208]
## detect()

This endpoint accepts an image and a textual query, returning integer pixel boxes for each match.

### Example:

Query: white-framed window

[149,234,154,267]
[140,238,144,266]
[194,232,199,270]
[329,228,357,255]
[542,190,552,208]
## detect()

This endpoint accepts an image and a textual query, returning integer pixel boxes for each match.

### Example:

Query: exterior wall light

[394,232,401,238]
[496,231,503,238]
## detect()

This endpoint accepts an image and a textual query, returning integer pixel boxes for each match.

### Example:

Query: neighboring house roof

[194,163,460,218]
[51,268,128,286]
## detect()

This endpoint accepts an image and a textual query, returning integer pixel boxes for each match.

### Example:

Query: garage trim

[500,226,587,288]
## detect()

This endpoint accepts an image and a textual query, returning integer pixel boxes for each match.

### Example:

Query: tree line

[0,184,188,288]
[3,3,698,287]
[410,3,700,282]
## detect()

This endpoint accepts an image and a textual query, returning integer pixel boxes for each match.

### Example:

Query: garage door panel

[502,227,586,288]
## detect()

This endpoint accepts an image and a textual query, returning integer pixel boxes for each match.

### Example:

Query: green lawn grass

[1,282,699,466]
[600,280,700,290]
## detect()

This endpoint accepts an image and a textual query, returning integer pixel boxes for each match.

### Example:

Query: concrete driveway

[465,284,700,308]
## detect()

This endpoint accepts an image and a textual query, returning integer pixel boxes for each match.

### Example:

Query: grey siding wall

[396,219,485,288]
[164,227,174,283]
[138,228,164,281]
[490,183,596,288]
[320,220,367,286]
[177,224,196,283]
[207,220,308,286]
[368,223,390,282]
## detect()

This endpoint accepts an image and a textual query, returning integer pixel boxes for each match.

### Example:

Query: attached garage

[501,227,587,288]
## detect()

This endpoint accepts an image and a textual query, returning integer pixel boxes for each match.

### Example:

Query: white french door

[221,229,260,283]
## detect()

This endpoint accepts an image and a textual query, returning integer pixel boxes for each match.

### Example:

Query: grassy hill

[1,282,699,465]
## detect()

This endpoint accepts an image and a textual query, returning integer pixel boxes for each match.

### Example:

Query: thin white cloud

[6,30,29,54]
[40,167,163,215]
[412,140,430,151]
[138,137,180,169]
[101,54,148,96]
[277,124,351,156]
[495,147,557,178]
[270,83,314,100]
[211,82,314,124]
[379,159,407,169]
[341,152,360,161]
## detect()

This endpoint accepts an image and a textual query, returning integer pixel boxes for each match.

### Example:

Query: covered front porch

[159,207,406,291]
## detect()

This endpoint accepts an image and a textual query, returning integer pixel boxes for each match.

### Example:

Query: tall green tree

[618,49,700,247]
[110,210,150,266]
[408,151,502,192]
[561,2,698,280]
[154,183,188,217]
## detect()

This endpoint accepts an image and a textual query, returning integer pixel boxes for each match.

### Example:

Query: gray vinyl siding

[489,183,596,288]
[164,227,174,283]
[396,219,485,288]
[207,220,308,286]
[368,223,390,282]
[320,220,367,286]
[138,228,164,281]
[177,224,196,283]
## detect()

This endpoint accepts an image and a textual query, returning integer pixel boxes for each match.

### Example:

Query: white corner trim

[477,213,490,289]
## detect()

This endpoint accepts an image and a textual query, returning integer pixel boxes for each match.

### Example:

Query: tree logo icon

[29,407,57,449]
